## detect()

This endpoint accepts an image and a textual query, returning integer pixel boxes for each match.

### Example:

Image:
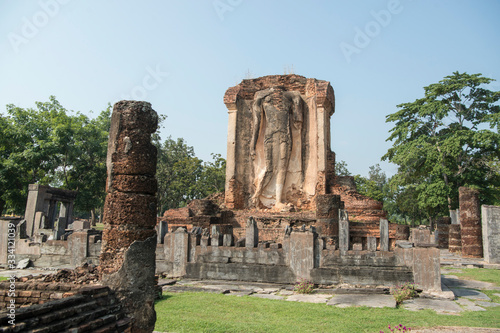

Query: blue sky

[1,0,499,177]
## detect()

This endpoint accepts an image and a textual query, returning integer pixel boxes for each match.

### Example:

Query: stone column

[459,187,483,258]
[450,209,460,224]
[367,236,377,251]
[99,101,158,333]
[338,209,349,254]
[156,220,168,244]
[246,217,258,248]
[379,218,389,251]
[482,205,500,264]
[289,231,315,280]
[53,202,68,240]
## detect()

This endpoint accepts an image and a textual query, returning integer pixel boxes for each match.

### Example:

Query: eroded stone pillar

[338,209,349,254]
[482,205,500,264]
[99,101,158,333]
[459,187,483,258]
[246,217,258,248]
[380,218,389,251]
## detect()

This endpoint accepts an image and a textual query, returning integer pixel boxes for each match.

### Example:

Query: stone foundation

[156,220,442,292]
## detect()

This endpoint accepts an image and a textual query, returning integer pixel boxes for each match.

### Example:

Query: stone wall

[156,222,441,291]
[2,229,102,268]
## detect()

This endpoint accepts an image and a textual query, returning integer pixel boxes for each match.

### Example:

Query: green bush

[293,279,315,294]
[391,282,418,305]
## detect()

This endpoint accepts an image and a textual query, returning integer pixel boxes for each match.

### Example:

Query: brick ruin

[99,100,159,332]
[155,75,441,293]
[3,75,500,331]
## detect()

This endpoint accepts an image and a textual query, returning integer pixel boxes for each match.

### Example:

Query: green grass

[443,267,500,286]
[94,222,104,231]
[0,276,8,281]
[154,292,500,333]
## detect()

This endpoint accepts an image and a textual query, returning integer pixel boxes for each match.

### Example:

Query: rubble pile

[17,263,99,284]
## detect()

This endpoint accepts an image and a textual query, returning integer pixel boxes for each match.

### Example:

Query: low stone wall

[3,229,102,268]
[156,225,442,291]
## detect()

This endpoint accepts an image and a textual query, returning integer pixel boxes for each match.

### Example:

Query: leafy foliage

[383,72,500,222]
[390,282,418,306]
[0,97,109,216]
[1,97,225,219]
[155,138,226,215]
[293,279,315,294]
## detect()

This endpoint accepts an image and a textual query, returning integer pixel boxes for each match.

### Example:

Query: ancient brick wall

[0,281,81,307]
[330,176,387,223]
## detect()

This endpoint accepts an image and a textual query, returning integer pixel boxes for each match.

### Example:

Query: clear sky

[1,0,499,177]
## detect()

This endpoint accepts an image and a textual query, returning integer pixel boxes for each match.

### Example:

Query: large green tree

[383,72,500,224]
[155,137,226,215]
[0,96,110,217]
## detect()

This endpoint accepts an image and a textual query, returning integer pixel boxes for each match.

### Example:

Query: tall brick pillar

[99,101,159,332]
[459,187,483,258]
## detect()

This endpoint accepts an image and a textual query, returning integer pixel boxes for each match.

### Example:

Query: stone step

[3,303,123,333]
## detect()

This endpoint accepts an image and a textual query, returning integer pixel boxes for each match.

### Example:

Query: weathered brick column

[315,194,341,238]
[99,101,158,332]
[448,224,462,253]
[436,217,451,249]
[459,187,483,258]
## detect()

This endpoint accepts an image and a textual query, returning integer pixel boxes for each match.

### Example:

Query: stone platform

[159,266,500,314]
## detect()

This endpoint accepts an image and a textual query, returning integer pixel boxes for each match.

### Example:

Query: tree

[335,160,352,176]
[0,96,110,218]
[156,137,227,215]
[198,153,226,195]
[383,72,500,225]
[156,137,201,214]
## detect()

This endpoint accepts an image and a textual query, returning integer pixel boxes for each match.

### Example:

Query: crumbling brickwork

[436,217,451,249]
[331,176,387,223]
[100,100,158,332]
[459,187,483,258]
[448,224,462,253]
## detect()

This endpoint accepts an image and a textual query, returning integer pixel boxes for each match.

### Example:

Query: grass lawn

[442,267,500,286]
[94,222,104,231]
[0,276,8,281]
[154,291,500,333]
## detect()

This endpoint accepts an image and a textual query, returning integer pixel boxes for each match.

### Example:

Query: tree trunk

[0,198,5,217]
